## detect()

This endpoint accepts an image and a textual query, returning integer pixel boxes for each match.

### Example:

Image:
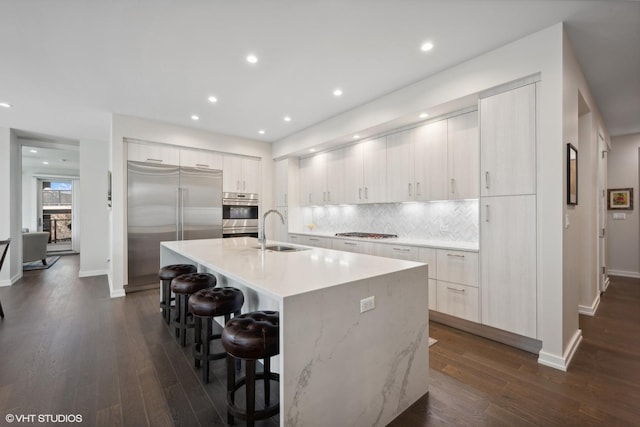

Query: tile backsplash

[301,200,478,243]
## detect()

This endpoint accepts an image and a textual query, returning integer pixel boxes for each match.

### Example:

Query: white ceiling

[0,1,638,147]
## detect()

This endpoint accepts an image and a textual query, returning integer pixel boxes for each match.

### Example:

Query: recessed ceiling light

[309,148,316,153]
[353,135,360,139]
[421,42,434,52]
[246,54,258,64]
[419,113,429,119]
[258,130,265,135]
[191,115,199,121]
[284,116,291,122]
[0,102,11,108]
[42,161,49,165]
[333,89,343,97]
[30,149,37,153]
[208,96,218,103]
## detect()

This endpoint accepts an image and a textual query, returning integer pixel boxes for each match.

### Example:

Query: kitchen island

[160,237,430,426]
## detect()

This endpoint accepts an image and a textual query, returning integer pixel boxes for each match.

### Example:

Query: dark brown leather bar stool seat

[189,287,244,383]
[171,272,216,346]
[158,264,197,324]
[222,311,280,427]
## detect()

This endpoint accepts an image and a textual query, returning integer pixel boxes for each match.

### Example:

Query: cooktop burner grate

[335,232,398,239]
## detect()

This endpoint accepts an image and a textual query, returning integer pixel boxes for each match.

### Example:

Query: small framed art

[607,188,633,210]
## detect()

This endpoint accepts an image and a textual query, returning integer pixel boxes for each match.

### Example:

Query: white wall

[275,24,576,368]
[110,114,273,297]
[79,139,110,277]
[607,133,640,277]
[0,128,22,286]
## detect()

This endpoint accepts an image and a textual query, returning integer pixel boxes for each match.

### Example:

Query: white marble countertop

[290,231,479,251]
[161,237,426,300]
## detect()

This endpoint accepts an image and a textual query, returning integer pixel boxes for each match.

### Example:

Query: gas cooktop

[335,232,398,239]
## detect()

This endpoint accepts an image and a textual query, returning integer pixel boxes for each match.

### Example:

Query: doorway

[39,179,74,252]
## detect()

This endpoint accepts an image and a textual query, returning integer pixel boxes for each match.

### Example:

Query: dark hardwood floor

[1,256,638,426]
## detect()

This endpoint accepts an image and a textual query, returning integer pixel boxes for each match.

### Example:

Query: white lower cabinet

[373,244,419,261]
[305,236,332,249]
[436,281,479,322]
[331,239,374,255]
[436,249,478,286]
[428,279,437,311]
[480,194,536,338]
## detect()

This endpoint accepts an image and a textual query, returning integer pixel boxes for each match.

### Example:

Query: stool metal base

[226,355,279,426]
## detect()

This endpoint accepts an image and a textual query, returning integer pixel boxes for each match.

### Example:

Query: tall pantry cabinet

[479,83,538,339]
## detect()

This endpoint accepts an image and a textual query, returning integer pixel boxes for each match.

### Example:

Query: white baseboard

[578,293,601,316]
[608,269,640,279]
[0,272,22,287]
[538,329,583,372]
[108,274,125,298]
[78,269,109,278]
[0,279,11,287]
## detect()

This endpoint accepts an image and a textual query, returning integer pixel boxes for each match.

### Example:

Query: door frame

[597,131,609,292]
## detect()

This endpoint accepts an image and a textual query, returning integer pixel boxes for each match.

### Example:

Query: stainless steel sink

[255,245,308,252]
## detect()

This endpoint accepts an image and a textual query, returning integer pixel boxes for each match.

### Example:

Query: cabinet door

[362,137,387,203]
[332,239,373,255]
[180,148,223,170]
[386,129,415,202]
[373,243,419,261]
[436,281,479,322]
[274,159,288,206]
[128,142,180,166]
[414,120,448,201]
[306,236,332,249]
[448,111,479,199]
[436,249,478,287]
[428,279,437,311]
[274,207,288,242]
[241,157,261,194]
[299,157,314,206]
[480,84,536,197]
[326,149,344,205]
[312,153,328,205]
[343,143,364,204]
[481,194,536,338]
[223,155,243,192]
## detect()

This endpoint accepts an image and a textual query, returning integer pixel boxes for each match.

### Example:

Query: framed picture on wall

[607,188,633,210]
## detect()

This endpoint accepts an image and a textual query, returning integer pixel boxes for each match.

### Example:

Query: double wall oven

[222,192,259,238]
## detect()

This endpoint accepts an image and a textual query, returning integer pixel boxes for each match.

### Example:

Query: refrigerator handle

[181,187,185,240]
[176,188,181,240]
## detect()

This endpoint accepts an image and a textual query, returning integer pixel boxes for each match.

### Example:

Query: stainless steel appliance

[127,161,223,291]
[223,192,259,238]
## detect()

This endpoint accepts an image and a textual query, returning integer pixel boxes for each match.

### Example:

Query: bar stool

[222,311,280,427]
[158,264,197,324]
[171,272,217,346]
[189,287,244,383]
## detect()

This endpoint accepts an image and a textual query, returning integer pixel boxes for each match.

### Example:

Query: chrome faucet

[259,209,285,251]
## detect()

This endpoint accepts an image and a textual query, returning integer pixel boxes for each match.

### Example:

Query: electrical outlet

[360,296,375,313]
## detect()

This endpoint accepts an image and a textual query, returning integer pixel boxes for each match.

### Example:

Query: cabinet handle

[323,191,326,202]
[417,182,421,196]
[447,286,466,293]
[284,194,288,204]
[327,191,331,202]
[365,187,369,199]
[146,158,163,163]
[237,180,240,191]
[359,188,362,200]
[195,163,209,168]
[310,238,319,242]
[344,242,357,246]
[393,248,411,252]
[446,253,465,258]
[408,183,412,197]
[485,171,490,189]
[451,178,455,194]
[485,204,490,222]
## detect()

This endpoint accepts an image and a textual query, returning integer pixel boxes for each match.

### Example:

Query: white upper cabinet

[480,84,536,197]
[361,137,387,204]
[275,158,288,206]
[180,148,223,170]
[223,155,261,194]
[386,129,415,202]
[448,111,479,199]
[414,120,448,201]
[326,148,345,205]
[299,153,327,206]
[127,141,180,166]
[343,143,364,204]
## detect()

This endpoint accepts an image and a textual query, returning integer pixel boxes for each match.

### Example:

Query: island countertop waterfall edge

[160,237,430,426]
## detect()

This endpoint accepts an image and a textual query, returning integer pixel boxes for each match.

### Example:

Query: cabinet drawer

[436,249,478,287]
[306,236,331,249]
[418,248,437,279]
[288,234,304,244]
[332,239,374,255]
[373,244,419,261]
[436,281,479,322]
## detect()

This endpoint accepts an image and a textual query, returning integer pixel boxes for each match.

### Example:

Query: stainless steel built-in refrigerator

[127,161,223,291]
